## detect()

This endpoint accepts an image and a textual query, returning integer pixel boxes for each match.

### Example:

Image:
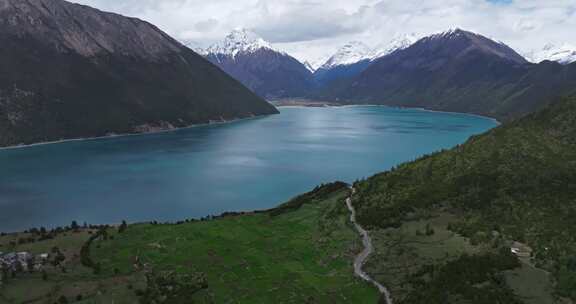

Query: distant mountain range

[191,30,575,121]
[0,0,277,147]
[198,29,315,99]
[313,34,420,92]
[323,29,576,120]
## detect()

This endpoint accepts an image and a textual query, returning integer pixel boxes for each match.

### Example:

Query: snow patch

[205,28,278,58]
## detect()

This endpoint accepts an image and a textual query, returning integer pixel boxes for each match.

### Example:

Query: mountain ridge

[0,0,278,147]
[320,28,576,121]
[202,28,315,99]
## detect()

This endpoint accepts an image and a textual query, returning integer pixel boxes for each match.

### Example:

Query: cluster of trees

[135,269,208,303]
[400,250,521,304]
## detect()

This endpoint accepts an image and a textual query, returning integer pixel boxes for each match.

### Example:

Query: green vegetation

[354,96,576,303]
[0,183,378,303]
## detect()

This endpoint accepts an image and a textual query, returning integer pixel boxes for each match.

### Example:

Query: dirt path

[346,188,393,304]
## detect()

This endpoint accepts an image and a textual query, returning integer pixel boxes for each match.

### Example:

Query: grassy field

[0,184,379,303]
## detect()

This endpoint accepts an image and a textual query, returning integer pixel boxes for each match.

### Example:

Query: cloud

[70,0,576,62]
[194,18,219,32]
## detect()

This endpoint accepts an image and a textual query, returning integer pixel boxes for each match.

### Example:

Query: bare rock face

[0,0,277,147]
[0,0,182,59]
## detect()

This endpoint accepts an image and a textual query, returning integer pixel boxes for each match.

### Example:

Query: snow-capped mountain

[202,29,315,99]
[313,41,374,86]
[371,33,420,60]
[206,28,276,59]
[321,28,551,119]
[525,43,576,64]
[313,36,421,87]
[319,41,374,70]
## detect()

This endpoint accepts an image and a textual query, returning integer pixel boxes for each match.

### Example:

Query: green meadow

[0,185,379,303]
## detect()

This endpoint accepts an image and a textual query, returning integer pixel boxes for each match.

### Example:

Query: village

[0,251,50,285]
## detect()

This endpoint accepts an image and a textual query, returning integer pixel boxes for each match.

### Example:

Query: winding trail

[346,187,393,304]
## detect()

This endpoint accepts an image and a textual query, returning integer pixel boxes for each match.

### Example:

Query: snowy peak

[372,33,420,60]
[206,28,275,57]
[319,41,374,70]
[526,43,576,64]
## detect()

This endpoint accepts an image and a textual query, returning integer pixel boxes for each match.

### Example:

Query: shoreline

[0,104,499,151]
[278,102,501,125]
[0,114,272,151]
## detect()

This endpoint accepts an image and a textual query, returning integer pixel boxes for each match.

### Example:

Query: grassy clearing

[364,211,480,299]
[505,262,555,304]
[363,209,556,304]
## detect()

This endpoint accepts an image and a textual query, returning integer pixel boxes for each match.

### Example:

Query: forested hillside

[354,96,576,302]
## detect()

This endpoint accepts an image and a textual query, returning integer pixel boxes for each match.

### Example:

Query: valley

[0,0,575,303]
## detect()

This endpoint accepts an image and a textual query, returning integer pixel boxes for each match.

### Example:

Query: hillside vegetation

[354,96,576,302]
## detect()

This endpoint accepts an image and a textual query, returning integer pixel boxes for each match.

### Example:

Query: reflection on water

[0,106,497,232]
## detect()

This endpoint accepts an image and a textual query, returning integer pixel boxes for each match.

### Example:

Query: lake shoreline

[0,104,499,151]
[0,114,273,151]
[277,102,501,124]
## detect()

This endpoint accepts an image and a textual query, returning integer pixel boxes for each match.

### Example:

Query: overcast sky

[71,0,576,64]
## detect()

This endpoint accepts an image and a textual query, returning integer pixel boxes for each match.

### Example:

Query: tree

[425,223,435,236]
[118,220,128,233]
[71,221,80,232]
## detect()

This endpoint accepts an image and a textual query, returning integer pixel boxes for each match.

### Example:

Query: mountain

[318,41,374,70]
[370,33,420,60]
[353,95,576,302]
[203,29,315,99]
[0,0,277,147]
[329,29,576,121]
[312,35,419,93]
[525,43,576,64]
[313,41,374,86]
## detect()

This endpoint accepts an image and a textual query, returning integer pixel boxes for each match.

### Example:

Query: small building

[511,241,533,258]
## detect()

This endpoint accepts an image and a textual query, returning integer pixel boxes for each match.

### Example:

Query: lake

[0,106,497,232]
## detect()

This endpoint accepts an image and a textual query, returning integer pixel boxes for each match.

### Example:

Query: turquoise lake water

[0,106,497,232]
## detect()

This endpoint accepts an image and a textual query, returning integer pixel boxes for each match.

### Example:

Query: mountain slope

[0,0,277,147]
[354,96,576,302]
[204,29,315,99]
[331,29,576,121]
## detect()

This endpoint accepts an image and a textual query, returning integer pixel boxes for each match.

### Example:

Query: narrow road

[346,187,393,304]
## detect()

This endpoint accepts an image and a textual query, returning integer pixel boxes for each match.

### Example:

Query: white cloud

[70,0,576,63]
